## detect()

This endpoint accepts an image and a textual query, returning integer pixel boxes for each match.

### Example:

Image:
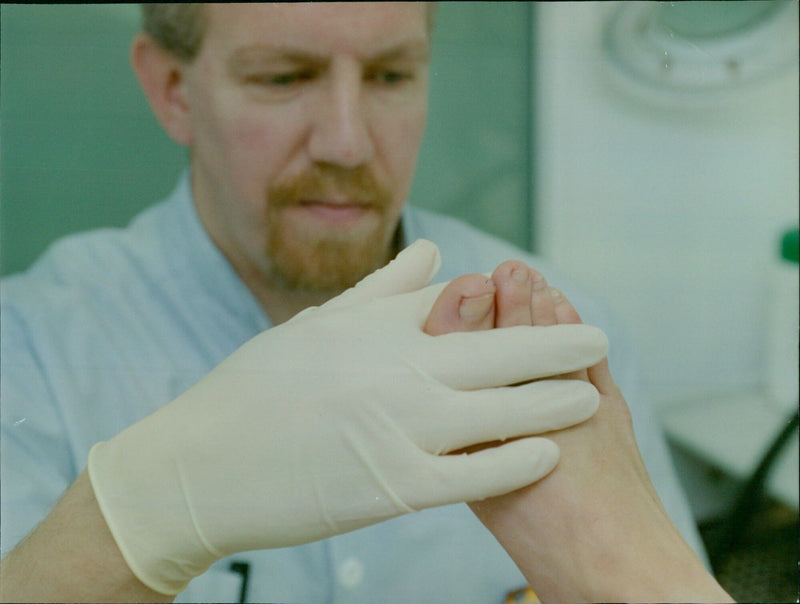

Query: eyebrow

[227,39,431,72]
[369,40,431,62]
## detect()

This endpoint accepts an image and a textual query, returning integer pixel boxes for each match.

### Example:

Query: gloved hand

[87,239,609,595]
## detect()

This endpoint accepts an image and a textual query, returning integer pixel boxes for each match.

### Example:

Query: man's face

[180,3,430,290]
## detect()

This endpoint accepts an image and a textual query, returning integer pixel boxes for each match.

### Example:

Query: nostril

[309,119,374,168]
[308,85,374,167]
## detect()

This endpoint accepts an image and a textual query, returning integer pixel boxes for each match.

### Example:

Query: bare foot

[424,262,733,603]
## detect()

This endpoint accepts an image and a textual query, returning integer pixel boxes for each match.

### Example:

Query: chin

[268,231,392,291]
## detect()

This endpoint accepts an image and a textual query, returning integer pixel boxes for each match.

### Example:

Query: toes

[424,274,496,336]
[529,269,558,327]
[492,261,534,327]
[424,260,587,344]
[549,290,616,390]
[548,287,583,325]
[549,287,591,381]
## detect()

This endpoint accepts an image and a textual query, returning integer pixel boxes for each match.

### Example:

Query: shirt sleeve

[1,303,77,556]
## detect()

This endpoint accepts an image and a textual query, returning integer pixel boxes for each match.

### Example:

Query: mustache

[269,164,393,209]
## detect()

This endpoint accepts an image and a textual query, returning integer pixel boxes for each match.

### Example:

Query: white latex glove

[88,239,609,595]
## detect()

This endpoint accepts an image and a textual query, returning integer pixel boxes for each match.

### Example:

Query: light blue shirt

[1,172,704,603]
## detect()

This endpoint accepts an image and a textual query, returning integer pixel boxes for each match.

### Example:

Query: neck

[250,278,345,326]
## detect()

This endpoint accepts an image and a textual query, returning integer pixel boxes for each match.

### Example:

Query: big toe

[491,260,534,327]
[423,274,496,336]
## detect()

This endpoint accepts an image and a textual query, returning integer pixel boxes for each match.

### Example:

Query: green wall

[1,3,533,275]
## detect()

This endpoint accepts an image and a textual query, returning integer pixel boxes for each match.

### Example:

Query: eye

[368,69,414,85]
[248,70,315,87]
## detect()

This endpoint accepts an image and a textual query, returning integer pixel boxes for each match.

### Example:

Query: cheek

[191,80,285,175]
[223,104,315,191]
[379,104,428,202]
[222,114,280,171]
[227,110,275,151]
[208,107,294,201]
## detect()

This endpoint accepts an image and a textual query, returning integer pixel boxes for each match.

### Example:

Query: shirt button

[337,556,365,589]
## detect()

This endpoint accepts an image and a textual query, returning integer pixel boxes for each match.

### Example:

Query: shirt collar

[162,170,273,332]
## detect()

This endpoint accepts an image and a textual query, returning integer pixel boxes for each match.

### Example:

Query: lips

[292,200,377,226]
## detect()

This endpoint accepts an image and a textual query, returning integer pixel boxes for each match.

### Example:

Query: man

[1,4,705,602]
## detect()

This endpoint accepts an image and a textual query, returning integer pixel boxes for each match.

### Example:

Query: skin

[424,261,735,603]
[132,3,431,324]
[0,471,170,603]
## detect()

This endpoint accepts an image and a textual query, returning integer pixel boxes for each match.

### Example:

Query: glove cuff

[88,438,217,595]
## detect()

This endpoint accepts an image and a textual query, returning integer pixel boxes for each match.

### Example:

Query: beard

[265,164,400,291]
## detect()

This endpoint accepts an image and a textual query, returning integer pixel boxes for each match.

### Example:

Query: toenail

[531,272,547,290]
[549,287,565,304]
[459,293,494,322]
[511,267,529,283]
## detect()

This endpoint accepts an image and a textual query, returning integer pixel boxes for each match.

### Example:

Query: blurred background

[1,3,797,600]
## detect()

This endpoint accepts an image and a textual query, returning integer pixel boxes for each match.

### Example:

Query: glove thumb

[324,239,442,310]
[420,437,560,506]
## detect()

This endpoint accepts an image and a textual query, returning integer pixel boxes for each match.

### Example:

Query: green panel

[0,5,186,276]
[1,3,532,276]
[410,2,533,251]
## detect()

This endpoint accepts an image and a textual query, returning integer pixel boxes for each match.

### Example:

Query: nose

[308,64,375,168]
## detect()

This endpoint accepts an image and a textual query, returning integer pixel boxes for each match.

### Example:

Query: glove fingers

[419,379,599,455]
[421,324,609,390]
[417,437,560,506]
[324,239,442,310]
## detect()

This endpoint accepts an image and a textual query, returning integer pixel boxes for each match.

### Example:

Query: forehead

[202,3,430,60]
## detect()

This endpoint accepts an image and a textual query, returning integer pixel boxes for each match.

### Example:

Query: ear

[130,32,193,146]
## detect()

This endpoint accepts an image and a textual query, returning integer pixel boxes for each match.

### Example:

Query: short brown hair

[141,3,435,62]
[140,4,207,62]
